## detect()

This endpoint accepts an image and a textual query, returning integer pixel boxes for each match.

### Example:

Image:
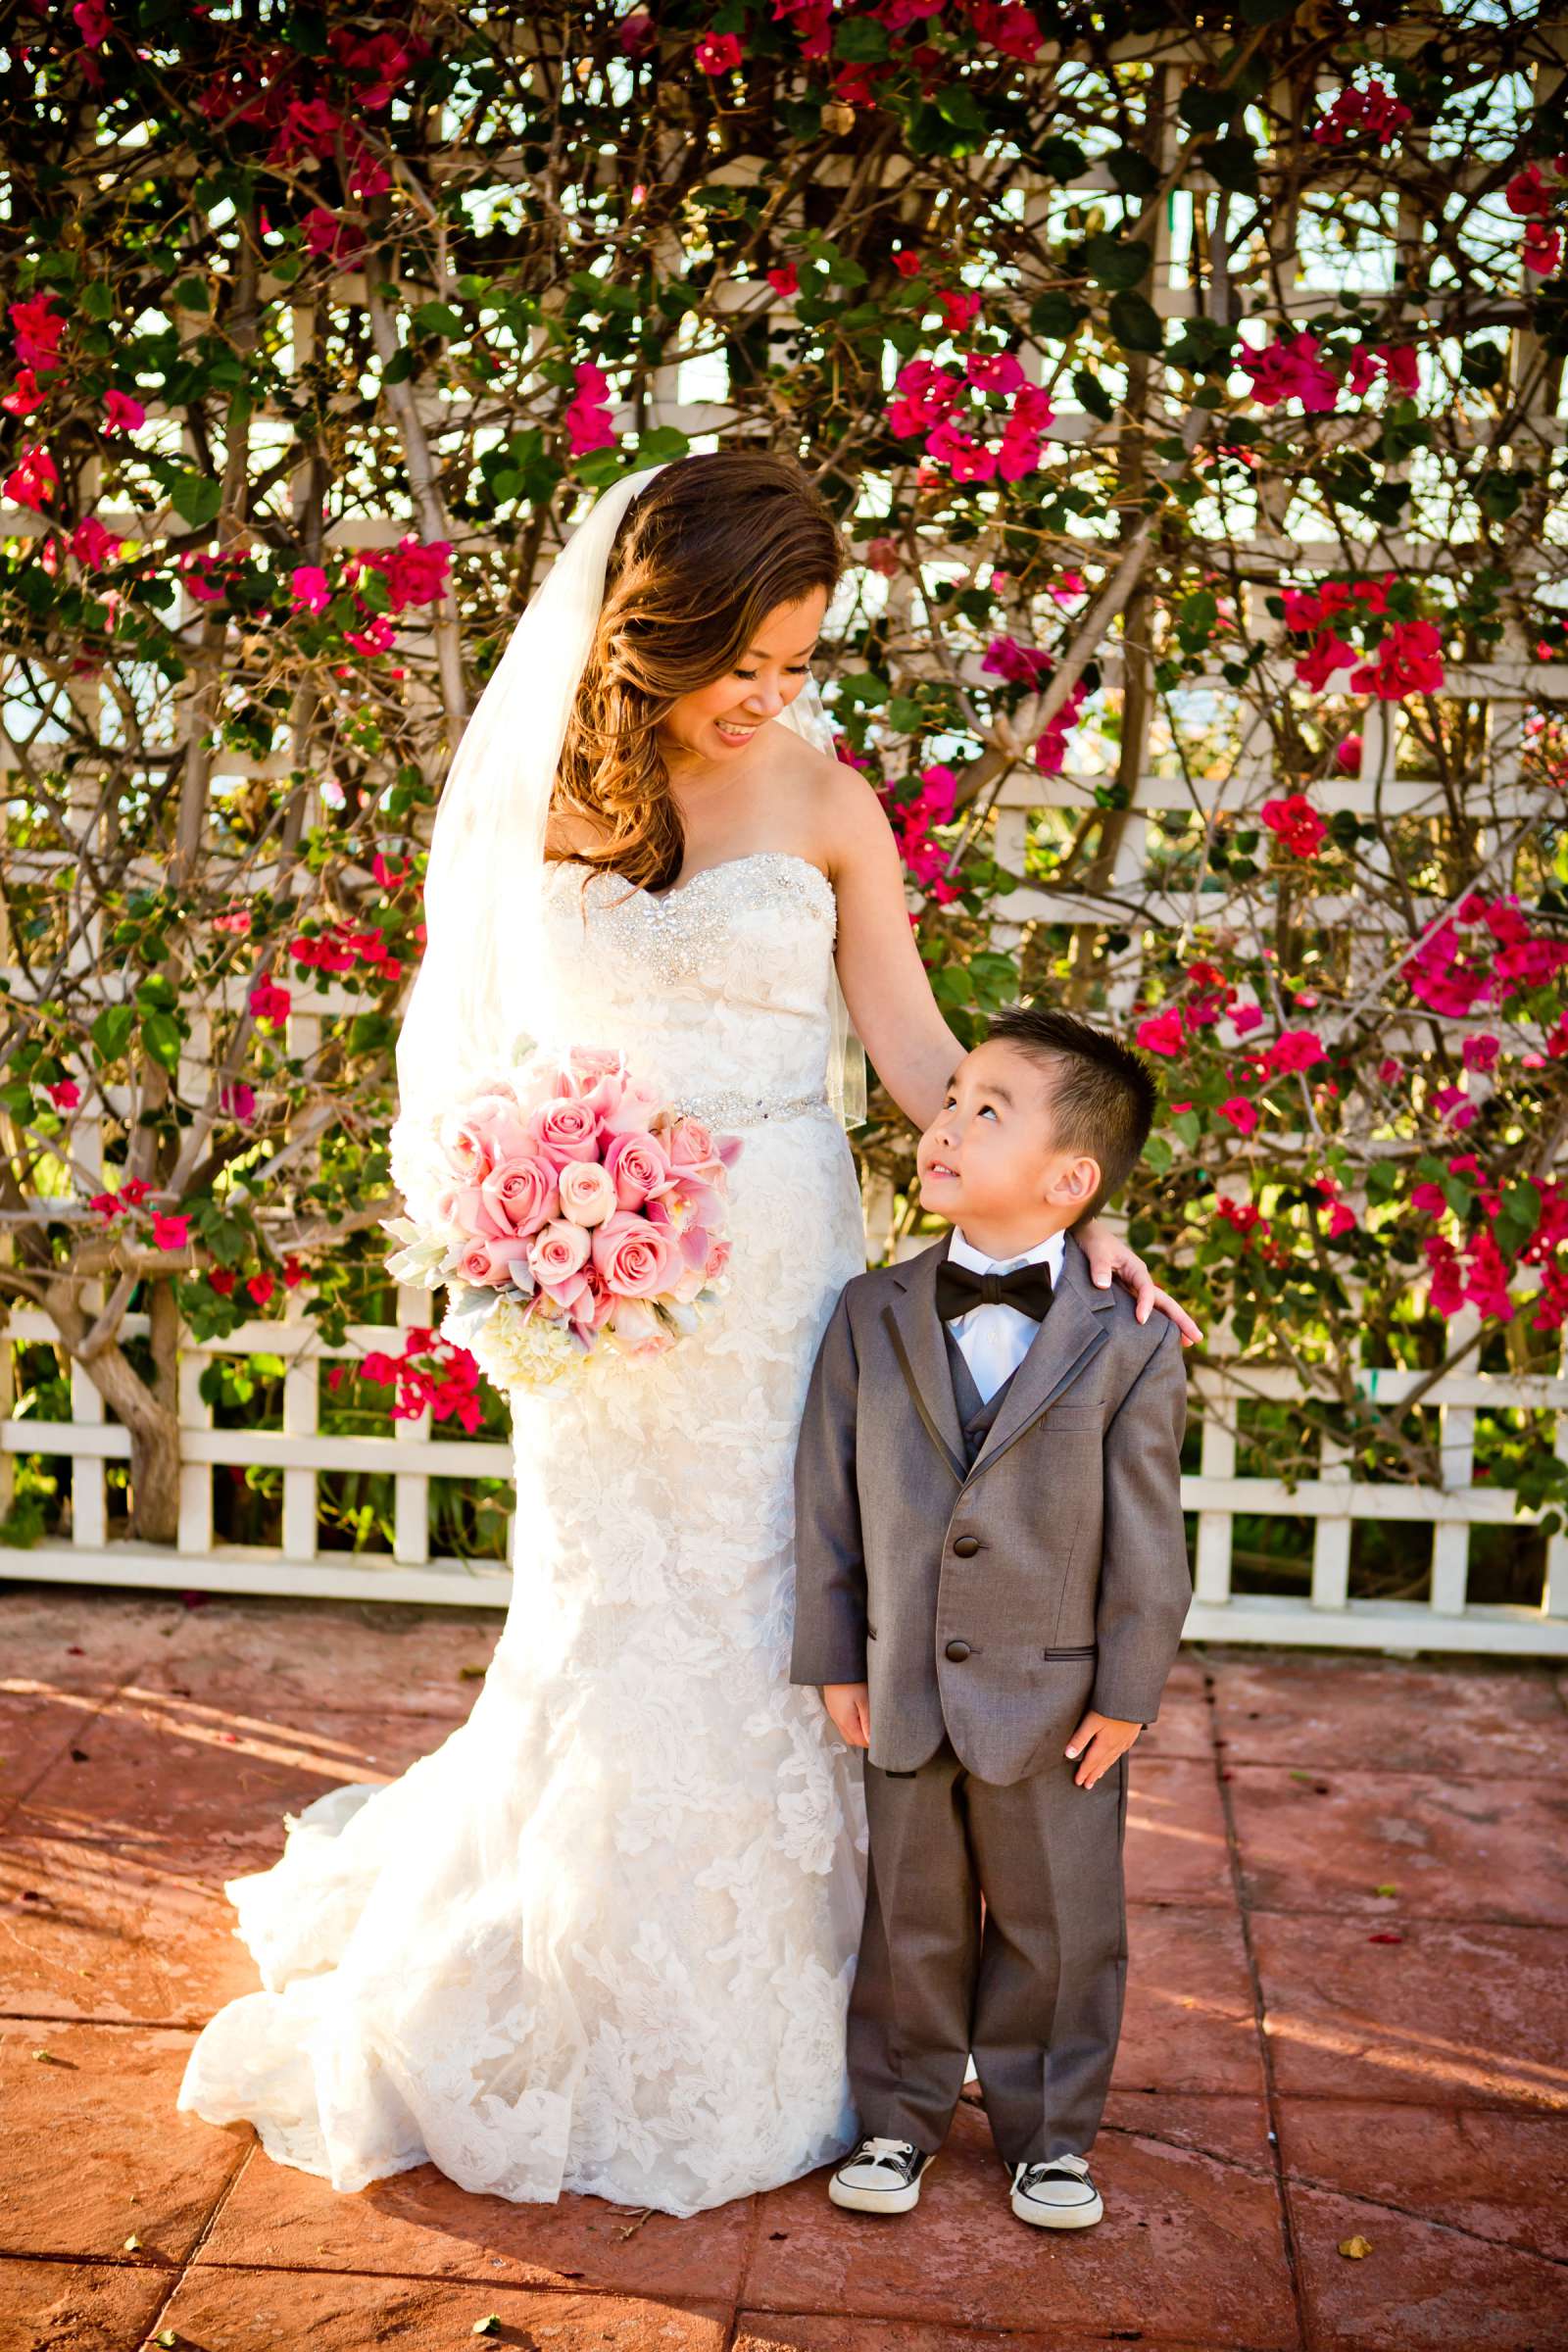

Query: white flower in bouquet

[456,1294,583,1390]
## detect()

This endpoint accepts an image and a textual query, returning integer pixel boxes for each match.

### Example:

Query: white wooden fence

[5,1266,1568,1654]
[4,37,1568,1653]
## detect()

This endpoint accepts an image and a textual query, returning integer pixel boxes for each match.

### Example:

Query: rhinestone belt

[680,1086,833,1130]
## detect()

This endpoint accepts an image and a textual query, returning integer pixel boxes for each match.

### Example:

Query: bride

[175,450,1193,2217]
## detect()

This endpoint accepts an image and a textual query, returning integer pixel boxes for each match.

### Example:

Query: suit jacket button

[953,1535,980,1557]
[945,1639,971,1662]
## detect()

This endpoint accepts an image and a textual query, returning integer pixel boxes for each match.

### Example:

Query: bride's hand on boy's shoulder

[821,1681,871,1749]
[1078,1221,1201,1348]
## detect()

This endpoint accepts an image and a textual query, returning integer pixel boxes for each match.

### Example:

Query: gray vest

[943,1326,1019,1469]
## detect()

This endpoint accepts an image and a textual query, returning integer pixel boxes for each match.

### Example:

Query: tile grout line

[723,2187,762,2349]
[1195,1646,1311,2352]
[734,2299,1298,2350]
[0,2244,1302,2352]
[129,2136,257,2347]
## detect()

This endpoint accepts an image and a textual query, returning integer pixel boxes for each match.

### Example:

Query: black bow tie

[935,1258,1054,1325]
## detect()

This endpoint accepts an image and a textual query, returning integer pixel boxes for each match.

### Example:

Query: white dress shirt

[944,1227,1067,1405]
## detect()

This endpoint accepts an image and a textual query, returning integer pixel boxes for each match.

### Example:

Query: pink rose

[592,1208,681,1298]
[666,1113,742,1177]
[598,1072,667,1137]
[605,1129,671,1210]
[557,1159,617,1226]
[667,1115,716,1170]
[531,1097,602,1167]
[565,1046,624,1087]
[457,1234,530,1287]
[439,1182,516,1244]
[479,1155,559,1236]
[440,1091,529,1179]
[530,1218,593,1290]
[609,1296,676,1356]
[564,1049,630,1125]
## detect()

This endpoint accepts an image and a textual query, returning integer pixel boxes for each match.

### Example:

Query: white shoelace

[1018,2152,1091,2185]
[858,2135,918,2169]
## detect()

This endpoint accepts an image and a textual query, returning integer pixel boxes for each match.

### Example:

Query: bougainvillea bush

[2,2,1565,1593]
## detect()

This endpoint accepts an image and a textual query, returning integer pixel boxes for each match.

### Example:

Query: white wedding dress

[176,849,870,2216]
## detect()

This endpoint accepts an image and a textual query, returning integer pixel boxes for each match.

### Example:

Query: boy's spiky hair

[985,1005,1158,1221]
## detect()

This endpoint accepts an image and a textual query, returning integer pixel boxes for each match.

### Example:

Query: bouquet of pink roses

[381,1047,742,1390]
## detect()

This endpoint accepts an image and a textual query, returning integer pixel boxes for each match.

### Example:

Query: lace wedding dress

[176,850,870,2215]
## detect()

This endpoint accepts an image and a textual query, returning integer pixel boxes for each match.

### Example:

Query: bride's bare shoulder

[776,726,892,858]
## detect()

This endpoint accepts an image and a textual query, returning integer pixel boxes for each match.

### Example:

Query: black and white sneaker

[828,2135,934,2215]
[1009,2152,1103,2229]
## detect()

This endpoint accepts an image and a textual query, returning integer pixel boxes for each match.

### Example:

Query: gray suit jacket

[789,1230,1192,1784]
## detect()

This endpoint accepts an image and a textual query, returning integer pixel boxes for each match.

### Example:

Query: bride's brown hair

[552,450,844,894]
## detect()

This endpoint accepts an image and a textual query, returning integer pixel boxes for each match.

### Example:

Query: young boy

[791,1005,1191,2230]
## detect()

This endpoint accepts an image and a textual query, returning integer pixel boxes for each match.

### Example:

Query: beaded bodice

[536,850,840,1125]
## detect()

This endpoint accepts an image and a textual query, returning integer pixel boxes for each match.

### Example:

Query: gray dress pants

[847,1731,1130,2167]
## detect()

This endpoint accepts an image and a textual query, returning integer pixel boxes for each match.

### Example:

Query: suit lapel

[964,1232,1114,1480]
[883,1240,966,1485]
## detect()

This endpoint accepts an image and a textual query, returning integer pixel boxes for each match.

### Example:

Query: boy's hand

[1065,1709,1141,1788]
[822,1681,870,1749]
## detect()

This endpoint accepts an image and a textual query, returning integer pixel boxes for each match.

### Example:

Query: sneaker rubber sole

[1009,2178,1103,2229]
[828,2157,933,2215]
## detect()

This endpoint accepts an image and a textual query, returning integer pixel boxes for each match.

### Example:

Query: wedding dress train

[176,849,870,2215]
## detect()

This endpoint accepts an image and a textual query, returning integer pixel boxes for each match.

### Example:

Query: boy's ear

[1049,1152,1102,1208]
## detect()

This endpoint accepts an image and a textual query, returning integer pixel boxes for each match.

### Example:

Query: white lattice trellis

[4,42,1567,1650]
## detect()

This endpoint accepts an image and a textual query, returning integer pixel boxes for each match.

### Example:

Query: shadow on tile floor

[4,1584,1567,2352]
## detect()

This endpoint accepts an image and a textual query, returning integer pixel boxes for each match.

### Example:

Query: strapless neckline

[548,847,834,914]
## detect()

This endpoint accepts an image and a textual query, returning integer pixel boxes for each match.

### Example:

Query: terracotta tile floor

[2,1584,1565,2352]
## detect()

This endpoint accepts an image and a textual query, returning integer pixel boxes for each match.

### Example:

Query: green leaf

[141,1010,183,1075]
[1167,317,1235,373]
[1106,146,1162,197]
[1144,1134,1174,1175]
[1198,135,1260,196]
[170,471,221,528]
[1108,289,1163,354]
[412,302,466,339]
[634,426,690,466]
[834,15,888,58]
[1501,1180,1543,1232]
[1028,291,1083,343]
[1178,85,1233,135]
[935,84,986,135]
[1072,367,1113,421]
[1032,135,1087,182]
[91,1004,135,1066]
[136,971,177,1013]
[1461,340,1505,390]
[1085,233,1152,291]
